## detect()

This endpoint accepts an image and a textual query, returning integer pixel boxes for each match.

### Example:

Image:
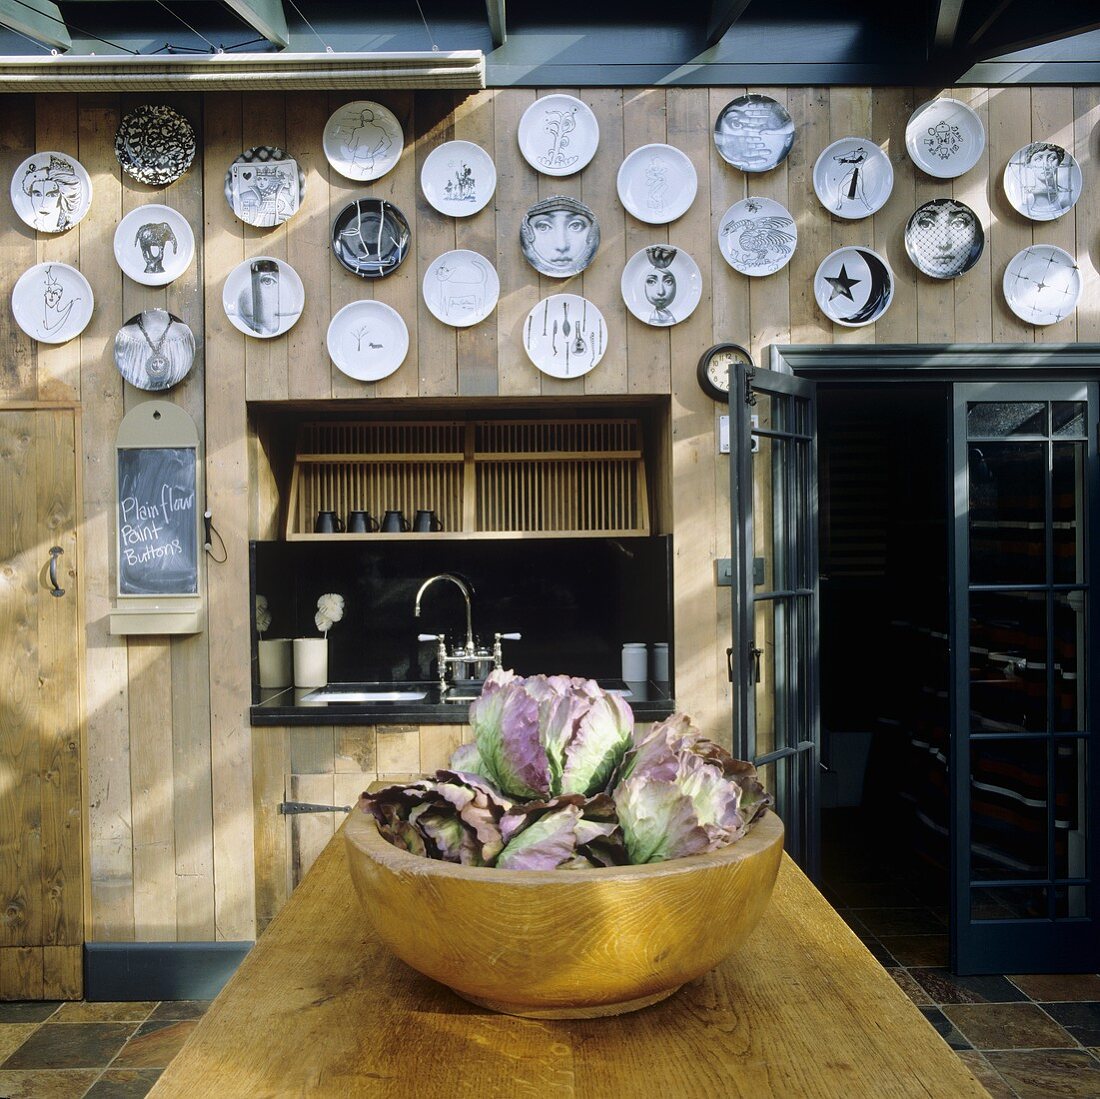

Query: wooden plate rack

[285,419,650,539]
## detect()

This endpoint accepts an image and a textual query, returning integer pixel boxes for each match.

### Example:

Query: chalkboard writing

[117,447,198,596]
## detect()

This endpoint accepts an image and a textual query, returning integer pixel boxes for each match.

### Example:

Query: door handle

[752,646,764,684]
[48,546,65,598]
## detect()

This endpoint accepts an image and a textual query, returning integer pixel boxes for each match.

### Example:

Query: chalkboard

[117,446,199,596]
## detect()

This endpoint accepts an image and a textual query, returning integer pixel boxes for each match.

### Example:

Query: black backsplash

[250,537,673,694]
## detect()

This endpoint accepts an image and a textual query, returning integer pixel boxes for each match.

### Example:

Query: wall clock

[697,343,752,402]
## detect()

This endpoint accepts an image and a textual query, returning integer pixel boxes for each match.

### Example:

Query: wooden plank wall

[1,86,1098,940]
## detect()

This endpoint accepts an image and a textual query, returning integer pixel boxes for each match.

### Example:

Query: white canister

[293,637,329,688]
[651,642,669,683]
[258,638,293,688]
[621,642,648,682]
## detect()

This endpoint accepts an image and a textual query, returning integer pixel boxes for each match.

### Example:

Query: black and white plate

[224,147,304,228]
[114,205,195,287]
[1003,245,1080,326]
[10,152,92,233]
[905,98,984,179]
[813,138,893,220]
[620,245,701,327]
[814,246,894,328]
[114,105,196,186]
[11,262,93,344]
[326,301,409,380]
[1003,142,1082,222]
[517,94,599,177]
[713,94,795,173]
[331,199,411,279]
[520,195,600,278]
[422,250,499,328]
[113,309,195,391]
[522,294,606,378]
[323,101,404,182]
[421,140,496,217]
[904,198,984,279]
[616,144,697,224]
[718,196,797,277]
[222,256,304,338]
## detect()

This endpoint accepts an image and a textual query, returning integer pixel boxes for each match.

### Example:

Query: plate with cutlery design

[522,294,606,378]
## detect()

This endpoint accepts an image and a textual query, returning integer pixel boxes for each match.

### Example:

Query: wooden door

[0,408,84,1000]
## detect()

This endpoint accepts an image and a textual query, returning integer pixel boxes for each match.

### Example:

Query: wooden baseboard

[84,942,253,1002]
[0,945,82,1001]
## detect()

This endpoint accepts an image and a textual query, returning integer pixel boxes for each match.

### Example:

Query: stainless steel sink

[300,683,429,703]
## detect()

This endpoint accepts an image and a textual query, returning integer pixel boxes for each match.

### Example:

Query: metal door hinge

[744,369,757,407]
[278,801,352,815]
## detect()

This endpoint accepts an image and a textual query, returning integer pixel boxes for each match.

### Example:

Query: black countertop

[250,679,676,726]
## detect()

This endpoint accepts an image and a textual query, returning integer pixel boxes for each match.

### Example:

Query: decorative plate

[517,94,599,177]
[905,98,984,179]
[224,147,304,228]
[222,256,304,338]
[620,245,702,327]
[331,199,411,279]
[904,198,984,280]
[713,94,795,173]
[421,140,496,217]
[11,262,93,344]
[114,105,196,186]
[813,138,893,220]
[326,300,409,381]
[113,309,195,391]
[422,250,499,328]
[10,152,92,233]
[113,205,195,287]
[616,144,697,224]
[814,246,895,328]
[718,196,797,277]
[1003,244,1080,326]
[522,294,606,378]
[1003,142,1082,222]
[323,101,404,182]
[520,195,600,278]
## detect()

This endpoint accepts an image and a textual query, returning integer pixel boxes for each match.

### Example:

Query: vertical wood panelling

[0,95,36,397]
[709,86,748,352]
[912,87,955,344]
[252,725,288,935]
[1073,87,1100,343]
[953,87,994,344]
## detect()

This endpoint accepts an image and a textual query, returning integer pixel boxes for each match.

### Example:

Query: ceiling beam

[931,0,966,52]
[222,0,289,49]
[704,0,754,49]
[0,0,71,51]
[485,0,505,49]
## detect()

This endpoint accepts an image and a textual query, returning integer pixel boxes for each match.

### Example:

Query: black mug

[413,509,444,532]
[314,510,344,533]
[381,509,410,532]
[347,510,378,534]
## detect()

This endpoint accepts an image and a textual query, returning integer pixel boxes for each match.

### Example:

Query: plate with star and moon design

[813,246,894,327]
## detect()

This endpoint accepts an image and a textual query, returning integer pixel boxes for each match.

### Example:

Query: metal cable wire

[153,0,220,52]
[283,0,330,52]
[6,0,139,53]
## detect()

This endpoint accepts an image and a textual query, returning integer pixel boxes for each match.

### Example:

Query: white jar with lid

[621,642,648,681]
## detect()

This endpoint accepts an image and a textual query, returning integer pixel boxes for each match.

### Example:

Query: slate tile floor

[824,808,1100,1097]
[0,1000,208,1098]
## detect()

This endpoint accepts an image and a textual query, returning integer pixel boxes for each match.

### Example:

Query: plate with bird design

[718,196,797,277]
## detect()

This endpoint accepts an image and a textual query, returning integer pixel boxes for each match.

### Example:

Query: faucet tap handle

[492,632,522,671]
[417,633,442,643]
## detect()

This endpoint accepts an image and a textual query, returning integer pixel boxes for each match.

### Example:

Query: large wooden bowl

[344,807,784,1019]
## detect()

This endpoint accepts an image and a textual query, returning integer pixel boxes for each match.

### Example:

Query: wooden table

[150,831,988,1098]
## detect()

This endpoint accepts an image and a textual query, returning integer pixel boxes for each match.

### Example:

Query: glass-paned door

[731,366,820,877]
[953,381,1100,973]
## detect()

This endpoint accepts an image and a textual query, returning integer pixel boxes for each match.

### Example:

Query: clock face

[698,343,751,401]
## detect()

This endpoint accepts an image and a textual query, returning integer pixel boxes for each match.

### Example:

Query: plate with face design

[905,98,985,179]
[517,94,599,177]
[617,144,697,225]
[114,104,196,186]
[11,262,93,344]
[1003,142,1082,222]
[224,146,305,228]
[113,205,195,287]
[713,94,795,173]
[522,294,606,378]
[904,199,984,279]
[620,245,702,327]
[519,195,600,278]
[222,256,304,338]
[10,152,92,233]
[421,140,496,217]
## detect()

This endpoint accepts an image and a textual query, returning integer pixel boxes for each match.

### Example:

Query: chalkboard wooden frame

[110,401,205,635]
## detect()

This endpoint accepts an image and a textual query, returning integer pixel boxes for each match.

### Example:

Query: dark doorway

[817,384,953,933]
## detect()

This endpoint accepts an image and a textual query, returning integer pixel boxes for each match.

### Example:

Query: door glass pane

[1055,738,1087,881]
[1053,442,1086,584]
[754,600,776,758]
[1053,402,1087,438]
[1055,594,1086,731]
[972,886,1049,920]
[1055,886,1088,918]
[969,591,1047,733]
[971,738,1049,880]
[969,441,1046,585]
[968,401,1046,436]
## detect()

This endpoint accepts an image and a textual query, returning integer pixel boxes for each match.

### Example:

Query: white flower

[315,593,345,636]
[255,595,272,636]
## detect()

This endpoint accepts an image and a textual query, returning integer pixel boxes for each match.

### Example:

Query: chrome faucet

[414,573,475,651]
